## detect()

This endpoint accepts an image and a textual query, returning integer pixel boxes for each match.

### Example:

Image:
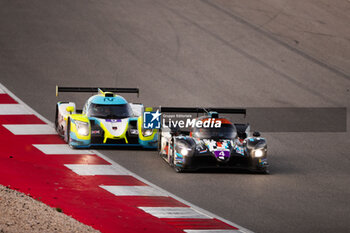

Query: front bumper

[178,153,268,171]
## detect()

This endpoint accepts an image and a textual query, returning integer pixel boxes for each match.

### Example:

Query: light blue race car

[55,86,157,149]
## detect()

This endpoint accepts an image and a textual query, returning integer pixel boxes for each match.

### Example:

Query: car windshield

[87,103,133,119]
[192,123,237,139]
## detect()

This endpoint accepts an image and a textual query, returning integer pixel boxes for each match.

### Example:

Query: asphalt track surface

[0,1,349,233]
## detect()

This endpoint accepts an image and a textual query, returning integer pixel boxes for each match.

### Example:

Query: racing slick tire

[55,104,64,136]
[55,104,59,131]
[252,168,269,175]
[260,168,270,174]
[174,165,185,173]
[66,118,73,148]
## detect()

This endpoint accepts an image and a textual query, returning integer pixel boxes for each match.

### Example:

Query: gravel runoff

[0,185,100,233]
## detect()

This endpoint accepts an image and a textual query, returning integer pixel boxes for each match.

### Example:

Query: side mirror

[253,131,261,137]
[66,106,75,114]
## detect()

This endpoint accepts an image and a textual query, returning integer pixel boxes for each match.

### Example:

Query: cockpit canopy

[87,103,133,119]
[191,118,237,140]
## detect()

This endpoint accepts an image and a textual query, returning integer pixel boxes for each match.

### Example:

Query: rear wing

[56,86,139,97]
[159,107,246,116]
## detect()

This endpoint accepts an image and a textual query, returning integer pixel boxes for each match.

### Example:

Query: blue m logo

[143,110,161,129]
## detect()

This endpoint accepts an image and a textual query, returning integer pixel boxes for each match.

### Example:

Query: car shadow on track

[90,147,297,175]
[184,168,268,175]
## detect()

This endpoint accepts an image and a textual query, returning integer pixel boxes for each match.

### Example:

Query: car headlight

[75,120,89,136]
[180,148,188,156]
[253,149,264,158]
[176,142,192,156]
[142,129,153,137]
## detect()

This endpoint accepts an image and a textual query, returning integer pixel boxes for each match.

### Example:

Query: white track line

[138,207,212,219]
[100,185,168,196]
[0,83,253,233]
[0,87,5,93]
[93,150,252,232]
[33,144,94,155]
[0,104,31,115]
[3,124,57,135]
[184,230,241,233]
[65,164,129,175]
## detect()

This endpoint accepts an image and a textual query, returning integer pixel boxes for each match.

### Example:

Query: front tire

[55,105,59,130]
[66,118,72,146]
[261,168,270,174]
[174,165,184,173]
[253,168,269,174]
[55,104,63,136]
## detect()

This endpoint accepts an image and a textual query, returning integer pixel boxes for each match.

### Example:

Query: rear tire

[55,104,62,135]
[55,105,59,129]
[174,165,184,173]
[254,168,269,175]
[262,169,270,174]
[66,118,71,145]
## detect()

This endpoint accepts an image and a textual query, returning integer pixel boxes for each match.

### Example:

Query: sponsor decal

[214,150,230,160]
[91,130,101,134]
[234,145,245,156]
[143,110,222,129]
[162,118,221,128]
[106,119,121,122]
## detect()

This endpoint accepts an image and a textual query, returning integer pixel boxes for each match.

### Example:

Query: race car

[55,86,157,149]
[158,107,269,173]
